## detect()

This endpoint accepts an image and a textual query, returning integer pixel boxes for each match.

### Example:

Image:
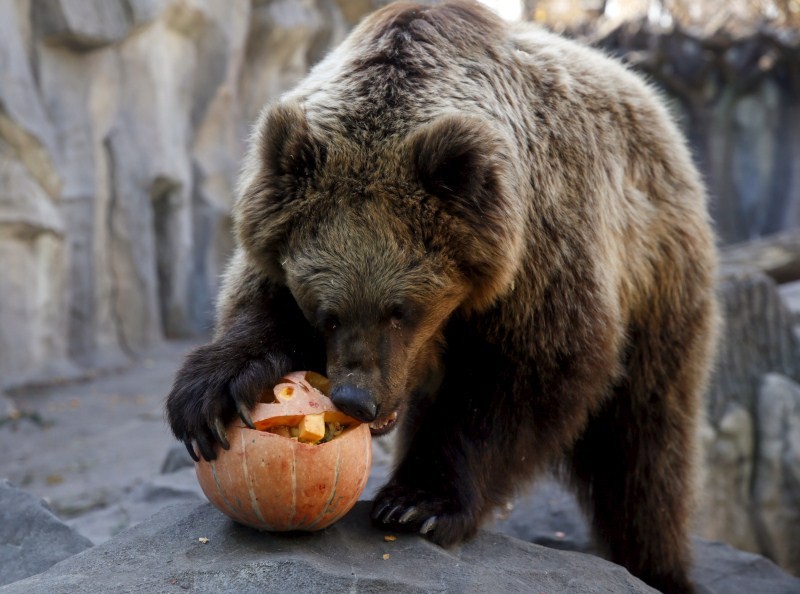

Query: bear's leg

[373,317,618,547]
[570,393,697,594]
[569,299,716,594]
[373,365,544,546]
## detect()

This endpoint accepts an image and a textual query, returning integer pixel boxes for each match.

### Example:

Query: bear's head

[234,102,524,432]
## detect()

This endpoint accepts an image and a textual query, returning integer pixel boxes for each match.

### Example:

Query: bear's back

[286,1,701,210]
[276,1,713,321]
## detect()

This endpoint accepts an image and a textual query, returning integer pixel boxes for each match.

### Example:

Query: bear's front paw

[166,343,291,462]
[371,482,478,547]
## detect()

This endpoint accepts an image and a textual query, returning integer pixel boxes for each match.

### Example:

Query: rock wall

[0,0,356,388]
[596,23,800,245]
[4,2,799,389]
[697,238,800,574]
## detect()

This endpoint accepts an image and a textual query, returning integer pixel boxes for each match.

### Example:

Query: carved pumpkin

[195,371,372,531]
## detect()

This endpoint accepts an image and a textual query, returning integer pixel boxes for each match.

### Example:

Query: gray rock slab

[0,479,93,587]
[752,373,800,571]
[720,231,800,285]
[491,479,592,553]
[66,467,204,545]
[778,280,800,339]
[692,539,800,594]
[159,442,196,475]
[779,280,800,316]
[489,479,800,593]
[1,501,657,594]
[0,341,191,519]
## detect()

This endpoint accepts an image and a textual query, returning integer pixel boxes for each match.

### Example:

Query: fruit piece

[263,419,348,444]
[298,413,325,442]
[323,421,344,443]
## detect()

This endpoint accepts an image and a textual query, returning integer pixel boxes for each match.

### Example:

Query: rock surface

[0,341,191,520]
[696,258,800,574]
[66,467,204,544]
[491,479,593,553]
[5,495,800,594]
[0,500,657,594]
[0,480,93,587]
[691,539,800,594]
[752,373,800,571]
[3,346,799,591]
[721,231,800,284]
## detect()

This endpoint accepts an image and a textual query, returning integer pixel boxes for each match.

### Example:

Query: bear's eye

[388,303,412,329]
[318,311,339,334]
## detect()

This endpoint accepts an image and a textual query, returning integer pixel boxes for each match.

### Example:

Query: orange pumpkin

[195,371,372,531]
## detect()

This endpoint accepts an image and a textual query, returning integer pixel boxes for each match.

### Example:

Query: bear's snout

[330,384,378,423]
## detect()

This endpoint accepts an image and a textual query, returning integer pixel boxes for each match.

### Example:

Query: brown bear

[166,2,719,592]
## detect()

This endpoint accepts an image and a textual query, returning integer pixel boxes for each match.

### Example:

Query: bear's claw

[420,516,437,534]
[398,506,418,524]
[183,440,200,463]
[235,400,256,429]
[212,417,231,450]
[166,343,292,462]
[372,483,475,545]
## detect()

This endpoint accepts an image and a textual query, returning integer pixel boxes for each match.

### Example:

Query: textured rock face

[697,250,800,575]
[5,434,798,592]
[596,26,800,245]
[752,373,800,571]
[4,494,799,594]
[2,440,798,593]
[0,0,354,389]
[0,479,93,587]
[0,500,662,594]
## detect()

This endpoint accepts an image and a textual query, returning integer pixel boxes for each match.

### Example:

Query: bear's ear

[234,103,325,283]
[406,115,524,311]
[408,114,505,214]
[258,102,327,181]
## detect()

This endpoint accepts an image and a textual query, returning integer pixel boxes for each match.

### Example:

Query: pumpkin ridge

[240,430,268,527]
[306,444,341,530]
[209,460,241,520]
[289,442,297,529]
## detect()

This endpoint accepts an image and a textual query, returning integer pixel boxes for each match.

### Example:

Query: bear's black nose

[330,385,378,423]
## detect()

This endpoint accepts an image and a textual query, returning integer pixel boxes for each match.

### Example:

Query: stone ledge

[2,501,657,594]
[3,496,799,594]
[0,480,93,587]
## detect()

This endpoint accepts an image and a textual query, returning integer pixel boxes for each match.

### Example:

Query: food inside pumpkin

[258,411,354,445]
[243,371,358,445]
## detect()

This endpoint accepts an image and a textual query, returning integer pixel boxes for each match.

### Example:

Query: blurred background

[1,0,799,581]
[2,0,799,387]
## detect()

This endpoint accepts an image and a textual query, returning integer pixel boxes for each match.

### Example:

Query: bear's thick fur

[167,2,719,592]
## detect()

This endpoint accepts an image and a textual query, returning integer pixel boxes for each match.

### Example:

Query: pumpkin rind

[194,371,372,531]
